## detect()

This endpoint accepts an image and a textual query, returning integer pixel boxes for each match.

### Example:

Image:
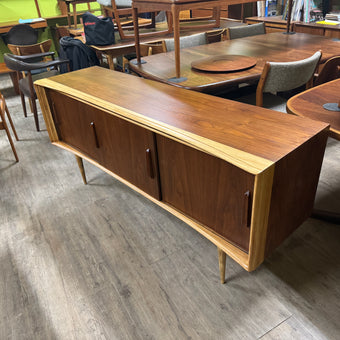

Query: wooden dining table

[129,32,340,93]
[287,78,340,224]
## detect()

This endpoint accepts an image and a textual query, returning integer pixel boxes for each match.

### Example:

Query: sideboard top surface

[35,67,328,173]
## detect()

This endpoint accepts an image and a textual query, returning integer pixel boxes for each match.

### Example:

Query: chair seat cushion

[235,92,288,113]
[19,70,58,97]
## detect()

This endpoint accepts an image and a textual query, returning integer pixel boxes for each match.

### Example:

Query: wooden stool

[132,0,225,80]
[0,93,19,162]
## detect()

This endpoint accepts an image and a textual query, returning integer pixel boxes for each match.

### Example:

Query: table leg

[167,5,186,83]
[173,5,180,79]
[73,3,78,29]
[107,54,115,70]
[133,7,142,64]
[218,248,226,284]
[75,155,87,184]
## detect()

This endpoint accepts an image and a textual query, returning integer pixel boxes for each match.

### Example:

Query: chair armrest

[23,58,70,71]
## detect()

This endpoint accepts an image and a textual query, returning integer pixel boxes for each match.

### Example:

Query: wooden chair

[163,32,207,51]
[140,40,166,56]
[6,40,55,124]
[314,56,340,86]
[227,22,266,40]
[7,40,53,56]
[232,51,322,112]
[205,28,225,43]
[97,0,159,40]
[123,39,166,72]
[4,53,70,131]
[0,92,19,162]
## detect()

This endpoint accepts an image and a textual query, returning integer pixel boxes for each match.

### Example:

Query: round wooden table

[287,78,340,224]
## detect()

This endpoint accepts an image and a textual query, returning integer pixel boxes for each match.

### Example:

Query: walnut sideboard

[35,67,329,283]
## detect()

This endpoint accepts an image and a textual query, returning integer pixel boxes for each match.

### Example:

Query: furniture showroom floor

[0,73,339,339]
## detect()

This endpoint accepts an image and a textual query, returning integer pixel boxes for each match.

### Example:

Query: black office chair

[4,53,70,131]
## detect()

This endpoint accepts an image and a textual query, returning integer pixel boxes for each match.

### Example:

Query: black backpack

[82,12,115,46]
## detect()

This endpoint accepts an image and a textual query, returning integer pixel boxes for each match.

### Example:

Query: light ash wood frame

[35,78,277,283]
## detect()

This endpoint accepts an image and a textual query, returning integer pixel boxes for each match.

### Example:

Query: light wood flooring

[0,74,339,339]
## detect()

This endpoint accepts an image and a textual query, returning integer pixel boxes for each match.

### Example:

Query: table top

[35,66,329,174]
[129,32,340,93]
[294,21,340,30]
[287,78,340,141]
[0,19,47,34]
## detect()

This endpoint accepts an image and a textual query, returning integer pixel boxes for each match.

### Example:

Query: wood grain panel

[156,134,254,252]
[48,90,161,199]
[35,68,329,168]
[265,130,329,256]
[287,79,340,141]
[129,32,340,91]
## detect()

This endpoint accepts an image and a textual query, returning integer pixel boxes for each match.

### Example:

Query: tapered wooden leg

[31,99,40,131]
[20,92,27,117]
[173,6,180,79]
[75,155,87,184]
[218,248,226,284]
[5,104,19,141]
[0,108,19,162]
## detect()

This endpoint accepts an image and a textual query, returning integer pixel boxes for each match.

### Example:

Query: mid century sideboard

[35,67,329,283]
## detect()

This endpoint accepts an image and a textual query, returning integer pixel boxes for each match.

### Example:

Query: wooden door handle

[51,101,59,125]
[243,190,252,228]
[145,148,154,179]
[90,121,99,148]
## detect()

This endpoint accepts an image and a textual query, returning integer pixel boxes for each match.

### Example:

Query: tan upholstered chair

[233,51,322,112]
[163,32,208,52]
[227,22,266,40]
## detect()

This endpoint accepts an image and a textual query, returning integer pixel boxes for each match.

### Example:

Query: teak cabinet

[35,67,329,283]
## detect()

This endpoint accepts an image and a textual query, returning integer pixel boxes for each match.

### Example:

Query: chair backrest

[7,40,52,56]
[164,32,207,52]
[6,24,38,45]
[140,40,166,56]
[314,56,340,86]
[206,28,225,43]
[256,50,322,106]
[97,0,132,8]
[227,22,266,40]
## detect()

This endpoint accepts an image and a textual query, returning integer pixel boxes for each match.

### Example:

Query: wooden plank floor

[0,74,339,339]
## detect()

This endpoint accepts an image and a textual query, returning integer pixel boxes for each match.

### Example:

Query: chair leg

[20,92,27,117]
[218,247,226,284]
[75,155,87,184]
[0,110,19,162]
[5,104,19,141]
[31,98,40,131]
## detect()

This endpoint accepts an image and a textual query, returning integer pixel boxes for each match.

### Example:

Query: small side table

[132,0,225,81]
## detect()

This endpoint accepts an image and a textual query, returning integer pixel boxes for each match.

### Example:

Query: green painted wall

[0,0,101,62]
[0,0,100,22]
